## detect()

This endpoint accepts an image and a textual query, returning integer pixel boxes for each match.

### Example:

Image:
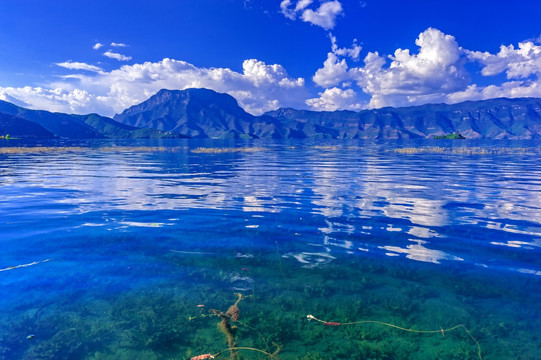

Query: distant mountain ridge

[0,100,182,139]
[1,89,541,139]
[114,89,541,139]
[265,97,541,139]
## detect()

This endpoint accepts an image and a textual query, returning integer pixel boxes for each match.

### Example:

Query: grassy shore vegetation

[190,147,267,154]
[0,146,270,155]
[0,146,87,154]
[0,145,539,156]
[394,147,541,155]
[0,134,19,140]
[0,146,188,154]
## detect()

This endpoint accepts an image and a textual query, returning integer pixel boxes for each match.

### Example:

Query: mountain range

[1,88,541,140]
[0,99,183,139]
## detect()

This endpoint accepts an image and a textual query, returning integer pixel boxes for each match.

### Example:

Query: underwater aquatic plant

[190,354,214,360]
[306,314,483,360]
[209,293,245,360]
[225,294,243,322]
[190,293,281,360]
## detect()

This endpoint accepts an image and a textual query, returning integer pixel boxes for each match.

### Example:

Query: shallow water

[0,139,540,360]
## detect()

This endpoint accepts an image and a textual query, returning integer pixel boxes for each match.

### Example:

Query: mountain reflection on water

[0,139,540,360]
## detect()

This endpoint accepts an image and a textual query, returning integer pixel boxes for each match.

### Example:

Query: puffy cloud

[309,32,362,111]
[311,28,472,109]
[308,27,541,109]
[0,86,106,115]
[447,80,541,104]
[295,0,313,11]
[55,61,103,73]
[92,42,103,50]
[280,0,313,19]
[466,41,541,79]
[280,0,343,30]
[8,27,541,119]
[312,52,349,87]
[97,58,305,114]
[306,87,362,111]
[301,1,343,30]
[352,28,470,108]
[111,42,128,47]
[0,58,307,116]
[103,51,132,61]
[445,39,541,104]
[330,34,361,61]
[333,28,541,108]
[242,59,304,87]
[351,29,541,108]
[280,0,296,19]
[446,84,484,103]
[311,33,360,86]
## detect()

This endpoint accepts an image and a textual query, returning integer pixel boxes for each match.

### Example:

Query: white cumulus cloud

[5,27,541,119]
[343,29,541,108]
[301,0,343,30]
[0,58,307,116]
[330,34,361,61]
[446,39,541,103]
[103,51,132,61]
[448,38,541,102]
[447,81,541,104]
[0,86,105,115]
[280,0,343,30]
[310,28,470,109]
[93,42,103,50]
[351,27,470,108]
[466,41,541,79]
[280,0,313,19]
[312,52,349,87]
[306,87,362,111]
[242,59,304,87]
[280,0,296,19]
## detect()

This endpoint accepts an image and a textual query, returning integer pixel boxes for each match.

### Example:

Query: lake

[0,139,540,360]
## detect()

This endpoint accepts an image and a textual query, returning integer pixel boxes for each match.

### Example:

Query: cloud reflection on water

[1,143,540,271]
[380,239,464,264]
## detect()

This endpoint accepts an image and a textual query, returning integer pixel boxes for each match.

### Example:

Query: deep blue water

[0,139,540,360]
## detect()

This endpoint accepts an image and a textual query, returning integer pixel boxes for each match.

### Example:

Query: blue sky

[1,0,540,116]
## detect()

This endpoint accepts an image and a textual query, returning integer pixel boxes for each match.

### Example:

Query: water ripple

[1,141,540,274]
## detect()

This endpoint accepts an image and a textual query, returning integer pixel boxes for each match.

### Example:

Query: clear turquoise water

[0,139,540,360]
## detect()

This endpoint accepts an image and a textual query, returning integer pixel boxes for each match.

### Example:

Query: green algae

[1,250,540,360]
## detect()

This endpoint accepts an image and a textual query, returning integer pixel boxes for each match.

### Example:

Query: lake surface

[0,139,540,360]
